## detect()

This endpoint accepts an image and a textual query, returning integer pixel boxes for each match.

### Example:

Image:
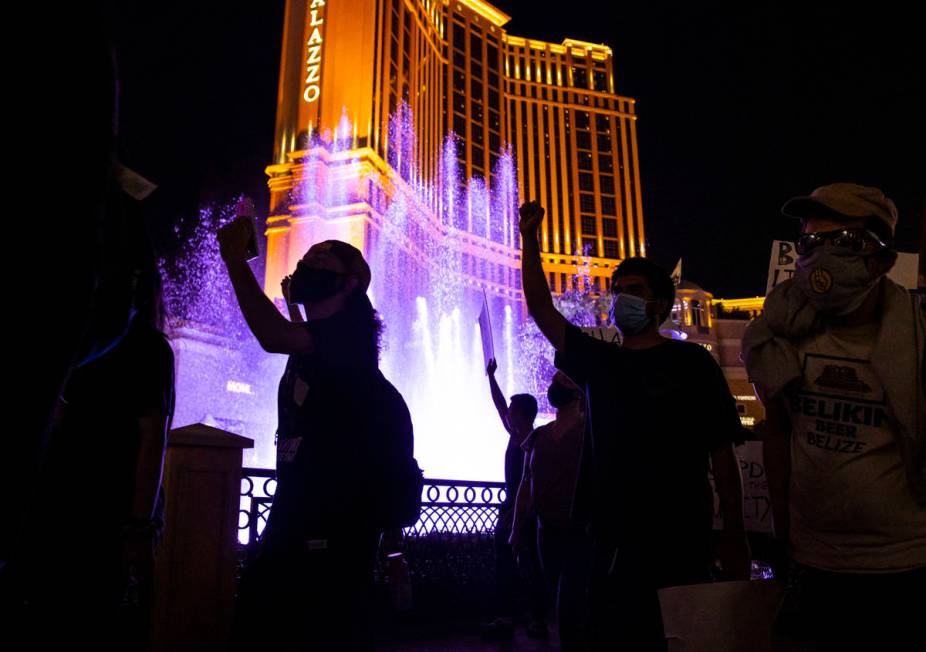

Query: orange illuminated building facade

[263,0,646,299]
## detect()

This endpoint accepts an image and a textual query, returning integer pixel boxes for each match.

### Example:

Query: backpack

[375,455,424,531]
[369,373,424,532]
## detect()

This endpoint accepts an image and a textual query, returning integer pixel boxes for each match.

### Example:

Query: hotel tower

[263,0,646,302]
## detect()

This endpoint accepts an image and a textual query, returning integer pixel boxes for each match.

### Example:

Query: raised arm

[218,217,312,355]
[487,358,511,434]
[519,201,568,352]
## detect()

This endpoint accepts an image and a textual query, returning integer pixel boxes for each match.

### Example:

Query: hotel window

[453,23,466,51]
[471,122,484,145]
[472,145,484,166]
[593,70,608,91]
[691,300,705,327]
[577,151,593,170]
[487,43,498,63]
[603,239,619,259]
[454,50,466,69]
[470,60,482,77]
[453,69,465,88]
[575,111,590,130]
[600,175,614,194]
[596,114,610,132]
[471,79,483,99]
[572,66,588,89]
[489,132,500,153]
[488,71,499,89]
[581,215,597,234]
[579,194,595,212]
[488,89,500,110]
[578,172,594,191]
[455,138,466,159]
[602,218,618,237]
[597,134,612,151]
[453,114,466,138]
[601,196,616,215]
[507,55,515,76]
[598,154,613,172]
[472,101,484,121]
[453,91,465,113]
[540,61,547,82]
[582,238,598,256]
[488,109,500,131]
[470,34,482,58]
[575,131,591,150]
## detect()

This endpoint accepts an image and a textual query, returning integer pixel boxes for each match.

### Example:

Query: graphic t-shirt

[789,321,926,572]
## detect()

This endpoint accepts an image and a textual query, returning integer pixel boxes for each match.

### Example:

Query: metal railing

[239,468,507,548]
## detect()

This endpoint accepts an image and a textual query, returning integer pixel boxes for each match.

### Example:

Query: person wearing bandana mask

[218,218,414,651]
[743,183,926,650]
[518,200,750,651]
[509,372,590,651]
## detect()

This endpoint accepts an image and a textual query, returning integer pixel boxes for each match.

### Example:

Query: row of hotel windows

[448,20,503,187]
[505,50,609,92]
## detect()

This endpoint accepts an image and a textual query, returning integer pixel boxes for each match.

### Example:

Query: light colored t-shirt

[522,406,585,529]
[788,320,926,573]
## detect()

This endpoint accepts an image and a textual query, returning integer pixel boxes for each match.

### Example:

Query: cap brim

[781,197,854,222]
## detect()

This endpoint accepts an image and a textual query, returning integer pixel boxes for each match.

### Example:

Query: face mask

[609,293,652,335]
[289,265,346,304]
[794,244,878,316]
[547,382,578,408]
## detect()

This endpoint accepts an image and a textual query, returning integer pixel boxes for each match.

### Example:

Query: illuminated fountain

[163,106,569,483]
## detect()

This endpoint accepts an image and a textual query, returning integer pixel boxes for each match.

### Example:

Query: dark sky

[114,2,923,298]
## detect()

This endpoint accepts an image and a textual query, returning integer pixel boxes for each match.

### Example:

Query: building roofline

[451,0,511,27]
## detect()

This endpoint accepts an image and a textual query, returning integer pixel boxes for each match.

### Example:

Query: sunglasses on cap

[795,227,887,256]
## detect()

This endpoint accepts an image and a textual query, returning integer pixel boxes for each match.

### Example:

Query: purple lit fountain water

[162,106,579,490]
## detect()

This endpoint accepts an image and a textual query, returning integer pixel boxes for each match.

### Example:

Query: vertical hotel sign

[300,0,327,135]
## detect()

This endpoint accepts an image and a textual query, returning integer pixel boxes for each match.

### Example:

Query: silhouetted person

[511,371,590,651]
[220,218,414,651]
[519,200,750,651]
[18,248,174,650]
[482,358,548,640]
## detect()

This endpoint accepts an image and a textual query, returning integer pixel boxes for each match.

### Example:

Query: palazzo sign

[303,0,326,103]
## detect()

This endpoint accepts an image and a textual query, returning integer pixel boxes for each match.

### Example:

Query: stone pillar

[150,424,253,652]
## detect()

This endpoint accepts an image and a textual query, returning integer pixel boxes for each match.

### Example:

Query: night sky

[113,2,923,298]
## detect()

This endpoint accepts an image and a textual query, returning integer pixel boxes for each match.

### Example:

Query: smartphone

[243,216,260,261]
[235,197,260,261]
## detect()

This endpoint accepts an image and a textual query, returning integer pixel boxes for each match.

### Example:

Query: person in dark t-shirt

[18,257,174,650]
[518,200,750,651]
[220,217,412,651]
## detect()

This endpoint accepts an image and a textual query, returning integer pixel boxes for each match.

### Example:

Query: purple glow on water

[163,105,601,483]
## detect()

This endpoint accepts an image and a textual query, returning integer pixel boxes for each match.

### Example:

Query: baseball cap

[316,240,371,292]
[781,182,897,240]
